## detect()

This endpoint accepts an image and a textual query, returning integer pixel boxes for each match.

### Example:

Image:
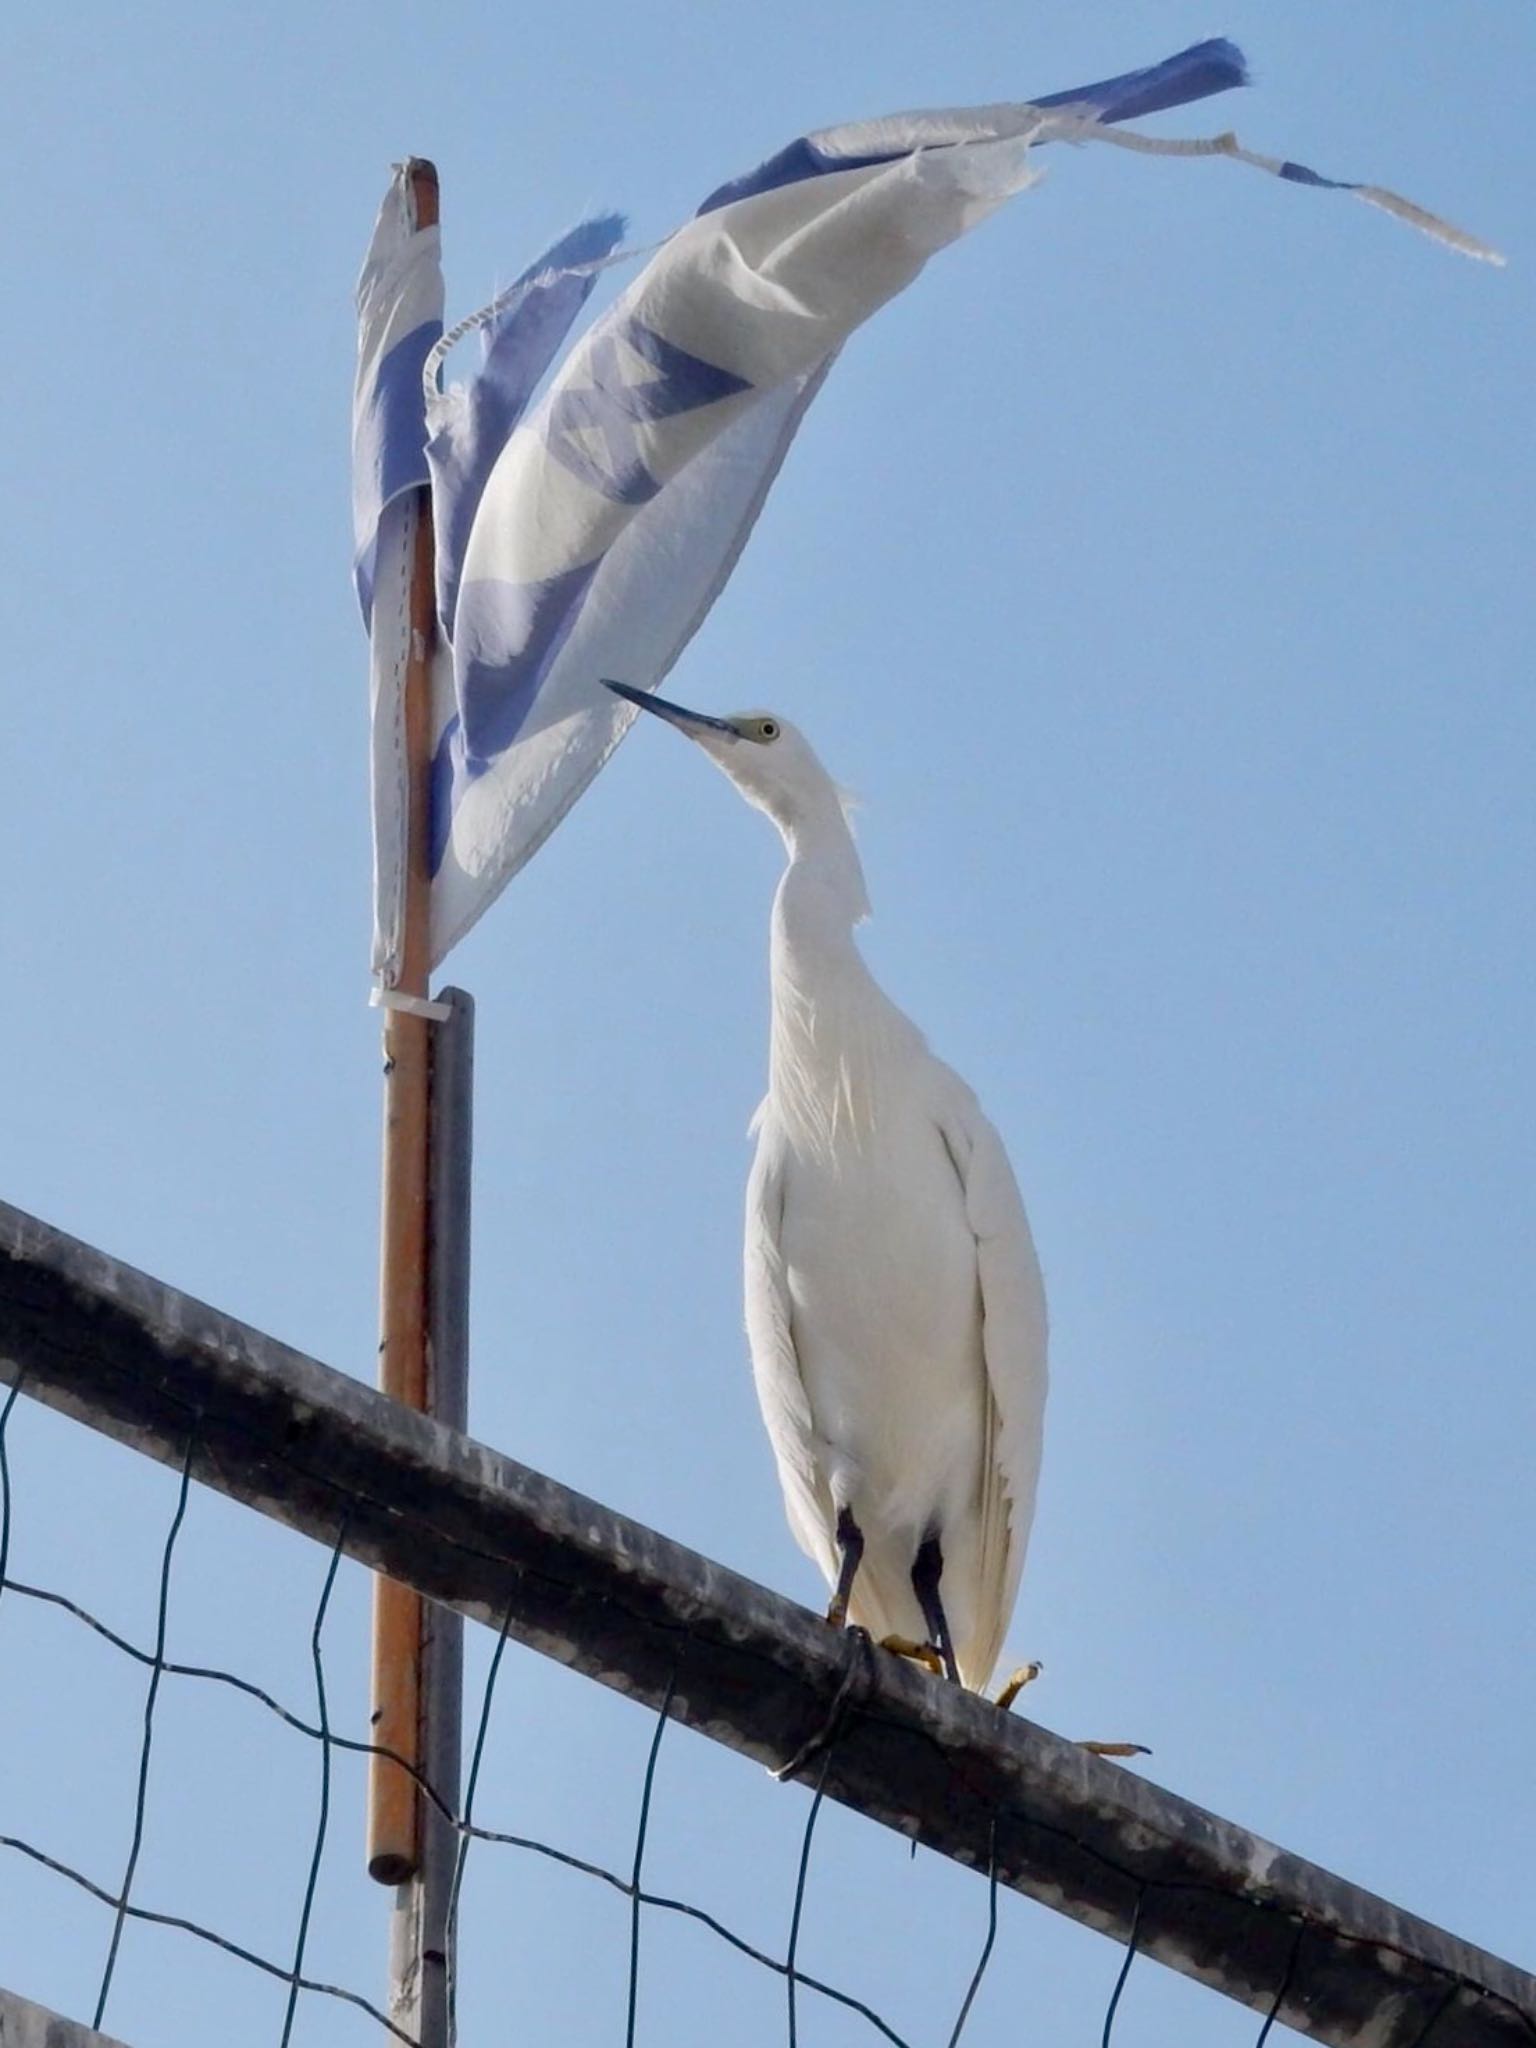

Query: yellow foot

[1076,1740,1151,1759]
[825,1594,849,1629]
[995,1661,1044,1712]
[878,1634,945,1677]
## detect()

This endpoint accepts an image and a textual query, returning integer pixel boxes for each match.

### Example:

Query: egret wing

[939,1084,1048,1686]
[744,1121,838,1580]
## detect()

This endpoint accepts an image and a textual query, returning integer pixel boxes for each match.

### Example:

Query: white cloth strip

[370,986,453,1022]
[1079,121,1505,266]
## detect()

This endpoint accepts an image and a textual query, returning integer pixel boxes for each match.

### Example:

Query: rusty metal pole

[388,989,473,2047]
[367,155,440,1891]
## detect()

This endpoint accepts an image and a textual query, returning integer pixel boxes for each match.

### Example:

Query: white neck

[765,789,917,1156]
[773,784,871,938]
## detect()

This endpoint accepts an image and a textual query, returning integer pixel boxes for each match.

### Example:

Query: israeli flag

[354,40,1497,979]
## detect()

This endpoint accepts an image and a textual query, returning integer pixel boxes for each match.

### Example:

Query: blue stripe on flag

[430,215,625,638]
[543,317,752,504]
[1029,37,1248,122]
[428,725,462,876]
[373,320,442,503]
[459,560,605,766]
[696,37,1248,214]
[1277,160,1354,191]
[430,556,603,872]
[354,316,442,623]
[697,137,902,218]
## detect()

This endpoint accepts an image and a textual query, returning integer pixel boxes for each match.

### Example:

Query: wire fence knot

[774,1625,874,1784]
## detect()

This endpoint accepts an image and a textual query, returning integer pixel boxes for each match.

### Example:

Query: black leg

[910,1536,959,1684]
[827,1507,865,1629]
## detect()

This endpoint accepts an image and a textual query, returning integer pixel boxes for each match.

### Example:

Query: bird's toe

[877,1634,945,1677]
[994,1660,1044,1711]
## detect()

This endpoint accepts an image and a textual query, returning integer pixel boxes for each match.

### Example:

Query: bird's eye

[759,720,780,741]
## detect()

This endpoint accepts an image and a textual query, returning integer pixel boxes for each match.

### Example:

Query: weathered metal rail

[0,1989,130,2048]
[2,1197,1532,2048]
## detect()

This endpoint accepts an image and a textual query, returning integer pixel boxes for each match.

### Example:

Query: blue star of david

[544,316,752,505]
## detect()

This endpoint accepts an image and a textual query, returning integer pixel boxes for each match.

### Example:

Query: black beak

[603,678,739,740]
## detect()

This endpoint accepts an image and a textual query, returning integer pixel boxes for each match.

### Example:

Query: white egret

[606,680,1047,1693]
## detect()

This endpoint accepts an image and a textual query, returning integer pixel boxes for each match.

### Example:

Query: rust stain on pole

[368,154,440,1890]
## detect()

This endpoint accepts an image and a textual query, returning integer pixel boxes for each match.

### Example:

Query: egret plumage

[607,681,1047,1693]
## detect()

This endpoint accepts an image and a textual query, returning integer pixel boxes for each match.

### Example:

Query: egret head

[603,680,834,832]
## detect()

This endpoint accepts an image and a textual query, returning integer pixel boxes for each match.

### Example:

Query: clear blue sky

[2,4,1531,2044]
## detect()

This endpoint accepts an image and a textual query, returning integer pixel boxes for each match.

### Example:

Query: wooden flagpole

[367,155,440,1889]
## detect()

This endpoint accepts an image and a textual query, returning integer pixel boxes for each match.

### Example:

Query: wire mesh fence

[0,1371,1144,2047]
[3,1334,1531,2048]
